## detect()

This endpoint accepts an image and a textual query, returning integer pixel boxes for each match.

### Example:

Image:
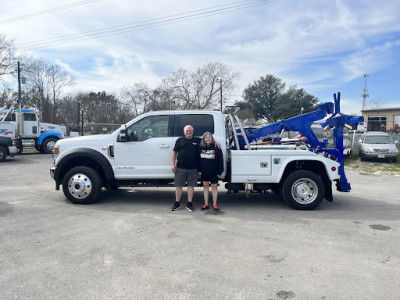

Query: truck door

[113,115,175,179]
[22,112,40,138]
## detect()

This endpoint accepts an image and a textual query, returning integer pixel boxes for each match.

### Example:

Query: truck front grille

[373,149,389,153]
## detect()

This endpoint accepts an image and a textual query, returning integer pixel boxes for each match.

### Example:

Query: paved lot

[0,154,399,300]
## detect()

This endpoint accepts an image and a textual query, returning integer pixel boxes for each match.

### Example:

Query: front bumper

[50,166,60,190]
[9,146,18,157]
[364,152,398,159]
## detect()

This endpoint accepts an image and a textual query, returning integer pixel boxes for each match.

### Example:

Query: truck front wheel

[62,166,102,204]
[281,170,325,210]
[42,137,57,154]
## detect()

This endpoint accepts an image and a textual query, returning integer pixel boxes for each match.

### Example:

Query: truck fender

[37,130,64,146]
[275,158,331,183]
[54,148,115,188]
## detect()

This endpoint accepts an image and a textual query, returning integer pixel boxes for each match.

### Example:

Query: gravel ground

[345,156,400,176]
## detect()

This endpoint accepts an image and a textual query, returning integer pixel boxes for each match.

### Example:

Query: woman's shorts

[174,168,198,187]
[201,174,219,184]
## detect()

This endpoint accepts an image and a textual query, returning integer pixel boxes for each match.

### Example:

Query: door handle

[159,144,170,148]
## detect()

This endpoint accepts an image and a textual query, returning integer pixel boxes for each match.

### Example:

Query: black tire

[0,146,7,162]
[62,166,102,204]
[281,170,325,210]
[41,137,57,154]
[360,153,366,161]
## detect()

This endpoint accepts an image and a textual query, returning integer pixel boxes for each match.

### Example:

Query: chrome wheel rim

[291,178,318,205]
[46,140,56,152]
[68,173,92,199]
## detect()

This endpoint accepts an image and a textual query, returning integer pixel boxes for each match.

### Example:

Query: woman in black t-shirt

[198,132,224,212]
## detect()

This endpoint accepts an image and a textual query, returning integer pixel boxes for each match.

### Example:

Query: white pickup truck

[50,106,347,210]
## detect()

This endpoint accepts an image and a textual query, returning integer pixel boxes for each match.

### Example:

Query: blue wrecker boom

[235,92,364,192]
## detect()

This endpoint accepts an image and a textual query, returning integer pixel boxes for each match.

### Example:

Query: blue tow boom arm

[237,92,364,192]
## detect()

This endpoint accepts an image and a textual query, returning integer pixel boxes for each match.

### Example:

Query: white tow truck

[0,104,66,154]
[50,93,362,210]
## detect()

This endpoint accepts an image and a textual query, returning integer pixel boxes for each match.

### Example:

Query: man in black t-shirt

[171,125,200,212]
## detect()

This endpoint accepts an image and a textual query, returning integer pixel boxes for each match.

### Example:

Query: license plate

[378,154,385,158]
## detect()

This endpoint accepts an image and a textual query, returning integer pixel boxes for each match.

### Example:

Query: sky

[1,0,400,115]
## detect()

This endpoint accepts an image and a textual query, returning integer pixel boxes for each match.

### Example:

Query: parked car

[359,131,399,162]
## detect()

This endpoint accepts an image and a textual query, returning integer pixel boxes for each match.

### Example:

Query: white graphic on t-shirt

[200,149,215,159]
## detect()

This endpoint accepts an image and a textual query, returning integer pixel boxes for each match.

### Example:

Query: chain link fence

[66,123,123,136]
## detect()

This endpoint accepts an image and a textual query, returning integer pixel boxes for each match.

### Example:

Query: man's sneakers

[172,202,194,212]
[186,202,195,212]
[171,202,181,211]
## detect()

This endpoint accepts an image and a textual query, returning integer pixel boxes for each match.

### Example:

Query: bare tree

[161,61,239,109]
[16,58,74,123]
[148,87,175,111]
[47,64,74,123]
[121,82,153,116]
[22,58,49,114]
[0,33,16,78]
[0,83,15,107]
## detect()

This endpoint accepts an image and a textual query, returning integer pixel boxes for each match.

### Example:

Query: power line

[0,0,100,24]
[17,0,278,50]
[18,0,270,48]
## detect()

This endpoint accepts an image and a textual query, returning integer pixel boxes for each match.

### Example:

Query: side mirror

[118,125,127,142]
[358,139,362,143]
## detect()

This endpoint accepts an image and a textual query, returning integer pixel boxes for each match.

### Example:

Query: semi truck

[50,93,363,210]
[0,104,66,154]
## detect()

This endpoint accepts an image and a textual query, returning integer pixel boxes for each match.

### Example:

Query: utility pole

[17,61,23,139]
[17,61,22,105]
[219,79,223,111]
[81,109,84,136]
[361,74,369,110]
[77,101,81,131]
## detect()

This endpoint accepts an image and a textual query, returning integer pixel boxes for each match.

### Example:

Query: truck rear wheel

[62,166,102,204]
[0,146,7,162]
[42,137,57,154]
[281,170,325,210]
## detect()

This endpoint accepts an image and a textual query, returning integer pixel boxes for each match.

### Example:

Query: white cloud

[1,0,400,110]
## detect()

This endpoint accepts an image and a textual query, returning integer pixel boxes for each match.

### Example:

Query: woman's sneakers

[200,205,210,211]
[201,204,221,212]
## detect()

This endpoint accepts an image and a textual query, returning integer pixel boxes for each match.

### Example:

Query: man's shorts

[174,168,198,187]
[200,173,219,184]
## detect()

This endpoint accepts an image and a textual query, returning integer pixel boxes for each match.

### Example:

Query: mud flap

[325,181,333,202]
